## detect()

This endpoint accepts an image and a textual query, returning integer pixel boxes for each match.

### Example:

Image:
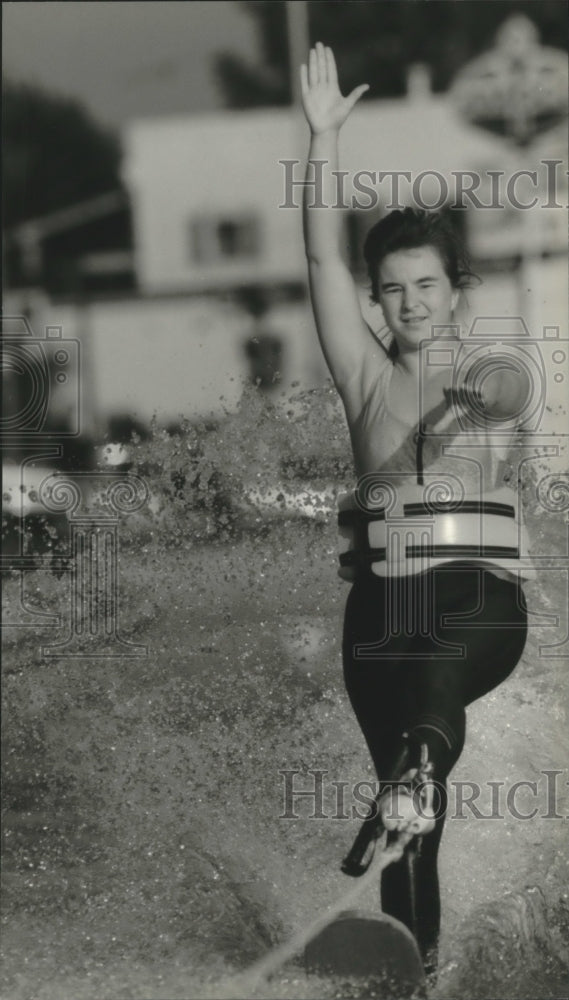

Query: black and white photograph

[2,2,569,998]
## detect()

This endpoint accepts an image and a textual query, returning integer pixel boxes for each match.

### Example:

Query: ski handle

[340,791,385,877]
[342,742,435,877]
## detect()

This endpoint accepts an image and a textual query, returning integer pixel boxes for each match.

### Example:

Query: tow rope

[210,827,416,1000]
[210,753,435,999]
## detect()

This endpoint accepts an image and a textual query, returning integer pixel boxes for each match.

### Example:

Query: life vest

[337,484,535,581]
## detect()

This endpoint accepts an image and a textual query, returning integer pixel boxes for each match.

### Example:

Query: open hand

[300,42,369,135]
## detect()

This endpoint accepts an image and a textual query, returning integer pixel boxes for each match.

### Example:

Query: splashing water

[2,384,568,999]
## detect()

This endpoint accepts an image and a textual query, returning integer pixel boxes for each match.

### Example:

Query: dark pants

[342,562,528,967]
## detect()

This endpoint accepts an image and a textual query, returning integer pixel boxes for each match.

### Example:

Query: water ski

[304,907,425,997]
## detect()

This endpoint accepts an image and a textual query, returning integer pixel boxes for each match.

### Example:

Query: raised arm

[301,44,380,400]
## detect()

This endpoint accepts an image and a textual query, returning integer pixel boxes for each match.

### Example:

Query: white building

[7,64,566,430]
[123,85,560,295]
[115,78,567,418]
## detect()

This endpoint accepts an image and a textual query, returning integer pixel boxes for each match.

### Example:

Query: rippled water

[2,386,568,999]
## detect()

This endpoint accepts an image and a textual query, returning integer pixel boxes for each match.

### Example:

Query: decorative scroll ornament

[355,476,397,515]
[423,475,466,511]
[536,473,569,514]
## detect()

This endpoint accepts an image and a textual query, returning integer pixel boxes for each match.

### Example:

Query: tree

[3,82,132,293]
[215,0,569,108]
[3,81,123,229]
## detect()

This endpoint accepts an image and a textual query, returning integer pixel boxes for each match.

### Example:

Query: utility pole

[286,0,310,106]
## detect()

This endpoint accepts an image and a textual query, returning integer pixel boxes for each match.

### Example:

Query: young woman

[300,43,533,976]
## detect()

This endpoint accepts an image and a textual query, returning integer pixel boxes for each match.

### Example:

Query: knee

[410,712,465,779]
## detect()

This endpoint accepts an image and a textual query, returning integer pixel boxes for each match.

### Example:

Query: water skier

[300,42,533,976]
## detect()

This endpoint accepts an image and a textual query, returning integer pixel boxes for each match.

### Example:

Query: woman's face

[377,246,459,350]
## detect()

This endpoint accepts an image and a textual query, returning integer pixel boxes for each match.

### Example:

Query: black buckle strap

[339,501,516,526]
[403,500,515,518]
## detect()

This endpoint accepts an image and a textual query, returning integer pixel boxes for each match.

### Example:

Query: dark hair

[363,207,478,304]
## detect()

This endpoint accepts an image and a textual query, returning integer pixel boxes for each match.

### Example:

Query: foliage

[3,81,122,229]
[215,0,569,107]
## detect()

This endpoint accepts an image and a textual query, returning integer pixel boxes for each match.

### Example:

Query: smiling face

[377,246,459,351]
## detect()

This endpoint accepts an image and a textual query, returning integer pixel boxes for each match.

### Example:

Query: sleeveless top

[338,342,536,582]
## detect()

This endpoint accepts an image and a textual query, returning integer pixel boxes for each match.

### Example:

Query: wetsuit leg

[343,574,448,966]
[342,564,528,967]
[405,564,527,759]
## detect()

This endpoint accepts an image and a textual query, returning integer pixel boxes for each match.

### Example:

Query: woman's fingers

[316,41,327,83]
[307,43,332,88]
[305,44,366,102]
[308,46,318,87]
[300,63,309,98]
[325,46,337,85]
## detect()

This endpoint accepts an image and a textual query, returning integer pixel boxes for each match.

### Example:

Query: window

[190,214,261,263]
